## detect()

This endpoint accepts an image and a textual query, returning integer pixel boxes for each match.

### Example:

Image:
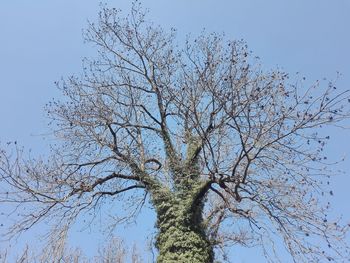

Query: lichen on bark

[152,189,214,263]
[147,132,214,262]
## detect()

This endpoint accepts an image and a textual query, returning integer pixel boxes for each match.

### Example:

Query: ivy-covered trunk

[152,187,214,263]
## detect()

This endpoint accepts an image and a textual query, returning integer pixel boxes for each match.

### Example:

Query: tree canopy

[1,3,349,262]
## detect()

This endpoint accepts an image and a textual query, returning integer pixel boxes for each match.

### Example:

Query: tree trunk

[153,193,214,263]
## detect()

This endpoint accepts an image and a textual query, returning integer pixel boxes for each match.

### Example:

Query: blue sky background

[0,1,349,262]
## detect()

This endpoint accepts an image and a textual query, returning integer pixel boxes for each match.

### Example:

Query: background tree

[0,3,349,262]
[0,236,143,263]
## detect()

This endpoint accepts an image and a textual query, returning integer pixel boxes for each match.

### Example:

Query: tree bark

[152,189,214,263]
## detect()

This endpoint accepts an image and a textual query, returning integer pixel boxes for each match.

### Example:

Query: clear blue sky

[0,1,349,262]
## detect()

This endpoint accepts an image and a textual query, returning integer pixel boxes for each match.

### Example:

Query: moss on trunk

[152,191,214,263]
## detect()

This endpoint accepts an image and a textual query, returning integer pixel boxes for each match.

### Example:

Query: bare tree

[0,3,349,262]
[0,236,143,263]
